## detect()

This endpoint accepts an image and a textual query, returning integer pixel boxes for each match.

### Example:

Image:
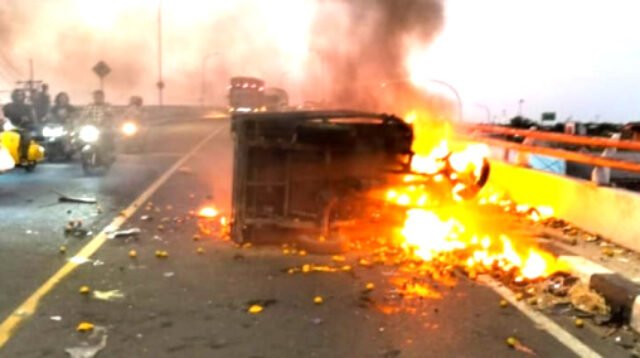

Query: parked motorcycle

[78,124,115,175]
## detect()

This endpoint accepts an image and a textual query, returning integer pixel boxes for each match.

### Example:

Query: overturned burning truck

[230,110,490,252]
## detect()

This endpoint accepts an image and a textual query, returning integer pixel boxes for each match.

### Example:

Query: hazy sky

[1,0,639,123]
[412,0,640,123]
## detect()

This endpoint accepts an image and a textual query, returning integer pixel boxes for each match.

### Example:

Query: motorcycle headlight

[2,121,15,131]
[79,125,100,143]
[121,121,138,136]
[42,125,66,138]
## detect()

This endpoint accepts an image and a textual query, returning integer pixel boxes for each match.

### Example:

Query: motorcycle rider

[2,89,37,161]
[46,92,76,125]
[33,83,51,122]
[80,90,115,152]
[81,90,112,126]
[122,95,144,120]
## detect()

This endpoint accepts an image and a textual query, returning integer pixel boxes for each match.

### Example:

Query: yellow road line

[0,123,227,349]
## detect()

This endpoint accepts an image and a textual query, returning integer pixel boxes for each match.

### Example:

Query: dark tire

[24,162,36,172]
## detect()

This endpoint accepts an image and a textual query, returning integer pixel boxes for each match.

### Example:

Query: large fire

[384,111,559,283]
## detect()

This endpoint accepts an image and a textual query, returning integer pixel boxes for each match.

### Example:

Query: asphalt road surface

[0,114,632,357]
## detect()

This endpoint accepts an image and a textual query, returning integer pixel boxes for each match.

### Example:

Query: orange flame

[197,206,219,218]
[384,111,559,282]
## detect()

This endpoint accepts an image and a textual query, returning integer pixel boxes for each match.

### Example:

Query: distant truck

[228,77,266,113]
[264,87,289,111]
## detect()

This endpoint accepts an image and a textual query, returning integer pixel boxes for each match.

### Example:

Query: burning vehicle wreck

[230,110,491,253]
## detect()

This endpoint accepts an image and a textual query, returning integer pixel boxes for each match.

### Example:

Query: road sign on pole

[92,61,111,91]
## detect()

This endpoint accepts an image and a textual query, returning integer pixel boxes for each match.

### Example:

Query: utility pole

[156,0,164,106]
[518,99,525,117]
[16,59,42,99]
[29,59,33,92]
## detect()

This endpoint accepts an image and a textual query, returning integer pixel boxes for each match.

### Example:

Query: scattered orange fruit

[313,296,324,305]
[76,322,94,332]
[155,250,169,258]
[248,305,263,314]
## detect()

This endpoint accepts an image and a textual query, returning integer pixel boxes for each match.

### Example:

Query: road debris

[285,263,351,275]
[65,220,89,238]
[365,282,375,291]
[505,336,536,355]
[568,282,609,316]
[69,256,93,265]
[93,289,125,301]
[499,299,508,308]
[575,318,584,328]
[79,286,91,295]
[178,166,193,175]
[57,192,97,204]
[313,296,324,305]
[196,247,205,254]
[163,272,175,278]
[59,245,67,254]
[140,215,153,221]
[65,325,107,358]
[129,250,137,258]
[50,316,62,321]
[108,228,141,239]
[192,234,201,241]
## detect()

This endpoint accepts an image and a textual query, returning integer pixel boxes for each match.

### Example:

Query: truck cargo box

[231,110,413,244]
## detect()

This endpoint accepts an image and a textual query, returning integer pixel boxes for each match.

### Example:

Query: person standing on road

[2,89,37,161]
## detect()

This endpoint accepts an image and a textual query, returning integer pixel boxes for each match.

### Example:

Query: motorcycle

[41,121,75,161]
[0,121,45,172]
[78,124,115,175]
[119,118,144,153]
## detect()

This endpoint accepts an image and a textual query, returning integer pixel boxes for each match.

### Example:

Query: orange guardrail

[457,124,640,174]
[459,123,640,151]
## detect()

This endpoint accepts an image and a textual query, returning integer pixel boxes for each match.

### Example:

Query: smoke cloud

[0,0,444,109]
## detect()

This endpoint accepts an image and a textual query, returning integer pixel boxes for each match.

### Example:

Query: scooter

[78,124,115,175]
[0,121,45,172]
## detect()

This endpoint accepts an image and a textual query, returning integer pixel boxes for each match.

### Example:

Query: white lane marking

[557,255,612,284]
[479,275,602,358]
[0,122,228,348]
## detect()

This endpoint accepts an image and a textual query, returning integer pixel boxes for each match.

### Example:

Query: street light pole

[518,99,525,117]
[378,78,464,122]
[200,52,219,107]
[156,0,164,106]
[427,79,463,122]
[475,104,492,123]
